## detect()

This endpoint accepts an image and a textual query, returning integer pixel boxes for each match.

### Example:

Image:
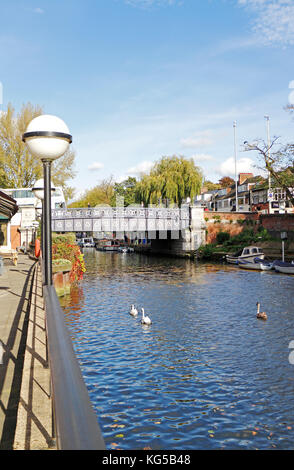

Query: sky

[0,0,294,198]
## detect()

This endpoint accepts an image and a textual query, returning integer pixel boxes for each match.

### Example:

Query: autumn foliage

[52,234,86,283]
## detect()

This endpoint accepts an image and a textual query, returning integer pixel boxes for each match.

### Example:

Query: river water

[60,249,294,450]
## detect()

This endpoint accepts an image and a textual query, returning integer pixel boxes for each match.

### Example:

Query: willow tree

[0,103,76,199]
[136,155,203,207]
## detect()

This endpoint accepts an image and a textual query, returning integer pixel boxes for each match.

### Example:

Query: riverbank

[198,240,294,262]
[133,239,294,262]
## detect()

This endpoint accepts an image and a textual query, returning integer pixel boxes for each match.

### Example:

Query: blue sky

[1,0,294,197]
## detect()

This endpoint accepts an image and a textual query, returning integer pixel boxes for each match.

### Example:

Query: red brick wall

[204,212,258,223]
[260,214,294,240]
[204,212,259,244]
[203,212,294,243]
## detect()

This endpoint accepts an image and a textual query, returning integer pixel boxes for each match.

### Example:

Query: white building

[0,187,66,250]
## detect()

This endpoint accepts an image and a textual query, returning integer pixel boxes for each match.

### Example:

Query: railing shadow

[0,261,36,449]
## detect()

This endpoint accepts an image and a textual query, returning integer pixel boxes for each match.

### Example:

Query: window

[12,189,34,199]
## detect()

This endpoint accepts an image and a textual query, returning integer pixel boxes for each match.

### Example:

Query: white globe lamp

[32,178,56,201]
[22,115,72,161]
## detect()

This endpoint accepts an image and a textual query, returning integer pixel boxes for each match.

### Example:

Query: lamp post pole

[264,115,271,191]
[32,178,56,265]
[43,160,53,285]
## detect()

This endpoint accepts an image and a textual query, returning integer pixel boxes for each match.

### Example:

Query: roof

[0,190,18,220]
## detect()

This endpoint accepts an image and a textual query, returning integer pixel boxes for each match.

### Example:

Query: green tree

[112,176,138,206]
[0,103,76,196]
[203,180,221,191]
[69,177,115,208]
[136,155,203,206]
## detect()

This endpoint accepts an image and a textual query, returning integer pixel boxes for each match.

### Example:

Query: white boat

[226,246,265,264]
[238,258,272,271]
[77,237,95,248]
[274,260,294,275]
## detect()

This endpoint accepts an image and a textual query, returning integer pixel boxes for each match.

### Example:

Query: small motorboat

[226,246,265,264]
[274,260,294,275]
[238,257,272,271]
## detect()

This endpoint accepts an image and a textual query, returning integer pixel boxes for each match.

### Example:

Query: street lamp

[264,115,271,192]
[23,115,72,285]
[32,178,56,260]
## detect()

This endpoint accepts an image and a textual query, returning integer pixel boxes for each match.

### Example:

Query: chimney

[239,173,253,185]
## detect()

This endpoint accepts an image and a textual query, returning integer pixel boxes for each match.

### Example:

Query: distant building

[251,184,294,214]
[197,172,294,214]
[0,186,66,250]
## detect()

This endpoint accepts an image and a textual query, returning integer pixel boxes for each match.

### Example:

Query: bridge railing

[43,281,105,450]
[51,206,190,233]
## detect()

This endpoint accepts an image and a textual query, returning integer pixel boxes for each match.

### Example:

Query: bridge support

[149,207,206,257]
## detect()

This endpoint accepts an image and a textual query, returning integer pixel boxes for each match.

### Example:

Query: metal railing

[43,284,105,450]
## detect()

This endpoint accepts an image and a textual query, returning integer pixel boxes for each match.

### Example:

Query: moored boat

[274,260,294,275]
[226,246,265,264]
[238,258,272,271]
[95,239,121,251]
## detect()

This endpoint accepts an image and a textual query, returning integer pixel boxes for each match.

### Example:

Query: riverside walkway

[0,254,54,450]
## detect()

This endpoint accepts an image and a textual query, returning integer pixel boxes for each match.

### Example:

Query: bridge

[52,206,206,256]
[52,206,190,233]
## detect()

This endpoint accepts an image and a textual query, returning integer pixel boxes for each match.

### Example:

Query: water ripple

[60,251,294,450]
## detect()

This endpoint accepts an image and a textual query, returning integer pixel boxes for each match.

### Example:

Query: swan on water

[130,304,138,316]
[141,308,152,325]
[256,302,267,320]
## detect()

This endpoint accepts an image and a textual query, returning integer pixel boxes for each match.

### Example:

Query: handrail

[43,284,105,450]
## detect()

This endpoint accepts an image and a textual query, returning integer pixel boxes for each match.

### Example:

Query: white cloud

[237,0,294,46]
[191,153,213,162]
[219,156,255,177]
[127,160,154,175]
[181,130,213,149]
[88,162,104,171]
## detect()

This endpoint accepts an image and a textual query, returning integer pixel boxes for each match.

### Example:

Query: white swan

[130,304,138,316]
[141,308,152,325]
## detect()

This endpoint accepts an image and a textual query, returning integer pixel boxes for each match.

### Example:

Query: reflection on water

[60,250,294,450]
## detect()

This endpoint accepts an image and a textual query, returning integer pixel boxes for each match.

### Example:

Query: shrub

[52,239,86,283]
[197,244,215,259]
[216,231,230,244]
[52,233,76,244]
